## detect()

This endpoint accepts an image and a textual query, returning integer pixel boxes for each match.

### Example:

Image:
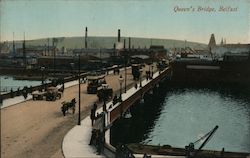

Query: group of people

[89,129,105,155]
[10,86,31,99]
[145,70,153,80]
[89,102,105,155]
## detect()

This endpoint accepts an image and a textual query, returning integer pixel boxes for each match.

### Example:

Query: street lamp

[78,54,81,125]
[118,75,124,101]
[102,84,107,112]
[41,66,45,91]
[139,69,143,88]
[70,62,75,78]
[151,65,154,79]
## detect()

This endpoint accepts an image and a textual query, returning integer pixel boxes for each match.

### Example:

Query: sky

[0,0,249,44]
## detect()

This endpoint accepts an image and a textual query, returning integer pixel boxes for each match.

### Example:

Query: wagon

[32,91,46,100]
[45,87,62,101]
[97,84,113,102]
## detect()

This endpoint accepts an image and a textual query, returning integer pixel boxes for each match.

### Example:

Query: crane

[185,125,219,158]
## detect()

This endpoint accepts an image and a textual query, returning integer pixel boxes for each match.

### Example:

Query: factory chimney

[129,37,131,50]
[12,32,16,57]
[23,32,26,66]
[85,27,88,49]
[118,29,121,42]
[124,39,126,49]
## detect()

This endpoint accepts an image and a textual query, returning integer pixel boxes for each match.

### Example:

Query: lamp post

[41,66,45,91]
[118,75,124,101]
[70,62,75,78]
[139,69,143,88]
[78,54,81,125]
[151,65,154,79]
[124,58,127,93]
[102,84,107,112]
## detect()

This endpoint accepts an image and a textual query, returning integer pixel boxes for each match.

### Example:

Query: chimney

[23,32,26,66]
[85,27,88,49]
[123,39,126,49]
[12,32,15,56]
[118,29,121,42]
[129,37,131,50]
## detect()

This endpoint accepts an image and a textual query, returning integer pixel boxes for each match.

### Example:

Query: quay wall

[171,60,250,85]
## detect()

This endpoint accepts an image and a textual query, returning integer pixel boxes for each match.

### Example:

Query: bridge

[96,66,173,157]
[106,67,172,126]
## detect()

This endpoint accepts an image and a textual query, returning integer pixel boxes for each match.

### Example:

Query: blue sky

[0,0,249,44]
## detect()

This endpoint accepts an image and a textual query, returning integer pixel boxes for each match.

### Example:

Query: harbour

[1,1,250,158]
[111,84,250,153]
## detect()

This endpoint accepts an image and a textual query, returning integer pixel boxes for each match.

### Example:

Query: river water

[0,75,44,94]
[111,83,250,153]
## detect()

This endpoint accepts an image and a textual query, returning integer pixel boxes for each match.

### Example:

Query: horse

[61,98,76,116]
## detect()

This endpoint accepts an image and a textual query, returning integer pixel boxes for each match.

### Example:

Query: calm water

[111,84,250,153]
[0,75,44,93]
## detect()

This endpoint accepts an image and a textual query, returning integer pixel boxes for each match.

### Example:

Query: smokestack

[123,39,126,49]
[23,32,26,66]
[129,37,131,50]
[85,27,88,49]
[118,29,120,42]
[12,32,15,56]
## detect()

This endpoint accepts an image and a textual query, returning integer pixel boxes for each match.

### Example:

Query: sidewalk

[62,106,105,158]
[62,71,176,158]
[1,79,79,109]
[0,68,119,109]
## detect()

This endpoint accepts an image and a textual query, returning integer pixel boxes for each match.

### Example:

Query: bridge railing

[106,67,171,127]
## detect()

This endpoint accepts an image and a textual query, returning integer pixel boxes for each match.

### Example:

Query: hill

[3,36,207,50]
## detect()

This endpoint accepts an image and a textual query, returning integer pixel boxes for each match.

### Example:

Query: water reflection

[111,83,250,153]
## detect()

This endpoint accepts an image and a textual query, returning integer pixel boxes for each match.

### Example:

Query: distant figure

[113,94,118,105]
[89,129,97,145]
[17,87,20,96]
[134,83,138,89]
[93,103,97,113]
[29,86,33,93]
[10,88,14,98]
[22,89,28,99]
[90,108,95,126]
[146,71,149,80]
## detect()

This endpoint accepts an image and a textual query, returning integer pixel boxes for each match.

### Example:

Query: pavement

[62,70,185,158]
[62,106,106,158]
[1,79,79,109]
[0,68,120,109]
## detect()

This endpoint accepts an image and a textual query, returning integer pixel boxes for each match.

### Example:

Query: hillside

[3,36,207,50]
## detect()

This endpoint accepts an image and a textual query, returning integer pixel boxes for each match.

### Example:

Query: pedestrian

[29,86,33,93]
[93,103,97,112]
[89,129,96,145]
[113,94,118,105]
[134,83,138,89]
[17,87,20,96]
[10,88,14,98]
[96,131,102,155]
[90,108,95,126]
[23,90,27,99]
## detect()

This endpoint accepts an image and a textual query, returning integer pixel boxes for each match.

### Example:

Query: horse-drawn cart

[32,91,46,100]
[45,87,62,101]
[61,98,76,116]
[97,84,113,102]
